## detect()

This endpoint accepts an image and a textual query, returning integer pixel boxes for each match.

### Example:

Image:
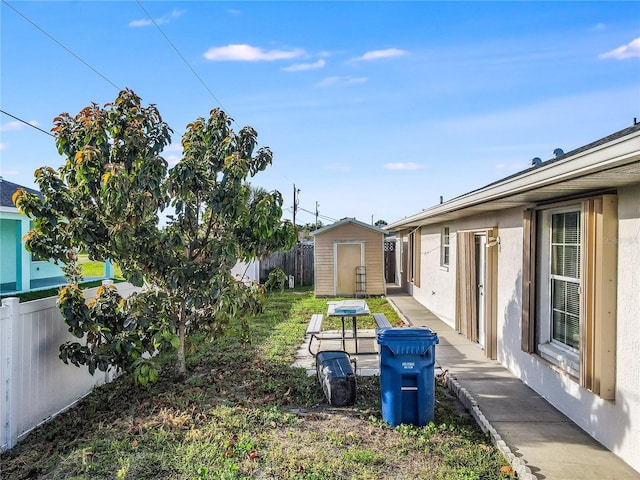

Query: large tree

[15,89,296,382]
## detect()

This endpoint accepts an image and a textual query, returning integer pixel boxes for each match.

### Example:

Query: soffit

[387,136,640,230]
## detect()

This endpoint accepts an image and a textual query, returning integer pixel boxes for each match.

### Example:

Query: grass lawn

[0,289,514,479]
[78,254,123,278]
[0,256,124,303]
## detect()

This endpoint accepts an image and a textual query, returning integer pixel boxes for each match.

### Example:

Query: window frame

[536,206,581,375]
[440,226,450,269]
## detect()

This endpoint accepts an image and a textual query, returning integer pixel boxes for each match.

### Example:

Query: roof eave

[387,127,640,231]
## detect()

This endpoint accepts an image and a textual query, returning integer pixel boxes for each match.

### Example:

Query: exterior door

[335,243,363,296]
[475,234,487,349]
[456,228,497,359]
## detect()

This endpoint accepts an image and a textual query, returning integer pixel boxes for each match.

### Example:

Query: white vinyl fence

[1,281,137,451]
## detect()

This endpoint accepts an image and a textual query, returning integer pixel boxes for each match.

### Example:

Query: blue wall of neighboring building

[0,218,18,284]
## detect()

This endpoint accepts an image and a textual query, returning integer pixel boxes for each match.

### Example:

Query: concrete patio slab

[459,378,570,423]
[493,420,640,480]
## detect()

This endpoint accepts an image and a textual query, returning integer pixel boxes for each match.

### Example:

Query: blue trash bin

[376,327,439,426]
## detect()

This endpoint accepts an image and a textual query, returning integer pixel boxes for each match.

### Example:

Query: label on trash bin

[402,362,415,369]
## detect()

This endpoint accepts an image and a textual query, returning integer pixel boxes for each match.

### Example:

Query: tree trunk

[176,302,187,377]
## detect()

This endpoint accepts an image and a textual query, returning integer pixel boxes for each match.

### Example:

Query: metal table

[327,300,371,354]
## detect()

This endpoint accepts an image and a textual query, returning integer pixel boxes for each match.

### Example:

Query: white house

[231,259,260,284]
[386,123,640,473]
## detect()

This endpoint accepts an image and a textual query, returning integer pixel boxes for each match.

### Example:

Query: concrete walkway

[386,291,640,480]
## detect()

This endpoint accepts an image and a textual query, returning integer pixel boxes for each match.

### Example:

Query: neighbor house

[0,178,66,294]
[386,123,640,473]
[0,178,111,295]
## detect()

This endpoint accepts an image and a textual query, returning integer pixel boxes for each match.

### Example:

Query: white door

[475,234,487,349]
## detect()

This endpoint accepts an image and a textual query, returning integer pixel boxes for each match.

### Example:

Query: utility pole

[293,184,300,229]
[293,184,301,287]
[315,201,319,229]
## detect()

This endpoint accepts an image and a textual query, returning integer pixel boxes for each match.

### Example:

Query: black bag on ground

[316,350,356,407]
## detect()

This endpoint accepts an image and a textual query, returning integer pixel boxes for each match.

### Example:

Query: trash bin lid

[376,327,439,355]
[316,350,351,362]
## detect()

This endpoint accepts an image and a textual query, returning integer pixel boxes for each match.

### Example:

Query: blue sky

[1,1,639,226]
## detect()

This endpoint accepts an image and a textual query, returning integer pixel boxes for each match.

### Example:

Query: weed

[0,290,513,479]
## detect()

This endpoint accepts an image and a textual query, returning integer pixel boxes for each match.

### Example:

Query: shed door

[335,243,363,296]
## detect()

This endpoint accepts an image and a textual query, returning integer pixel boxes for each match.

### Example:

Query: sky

[1,1,639,227]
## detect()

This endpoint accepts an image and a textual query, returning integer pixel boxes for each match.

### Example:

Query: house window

[533,208,581,377]
[31,252,47,262]
[522,194,618,399]
[549,210,581,350]
[441,227,450,268]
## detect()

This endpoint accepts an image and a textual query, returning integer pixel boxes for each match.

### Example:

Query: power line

[298,206,336,223]
[285,205,334,223]
[5,0,300,202]
[136,1,230,118]
[0,109,55,137]
[2,0,121,91]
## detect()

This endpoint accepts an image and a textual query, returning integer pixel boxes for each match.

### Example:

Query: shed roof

[311,217,387,236]
[387,123,640,231]
[0,178,40,208]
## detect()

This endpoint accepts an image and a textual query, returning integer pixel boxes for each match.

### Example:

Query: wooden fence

[259,243,314,287]
[384,240,396,284]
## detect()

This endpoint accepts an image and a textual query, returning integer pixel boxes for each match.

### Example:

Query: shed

[311,218,386,297]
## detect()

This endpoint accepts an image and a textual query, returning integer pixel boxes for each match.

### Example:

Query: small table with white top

[327,300,371,354]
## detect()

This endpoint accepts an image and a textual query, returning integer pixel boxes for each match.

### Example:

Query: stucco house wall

[388,124,640,472]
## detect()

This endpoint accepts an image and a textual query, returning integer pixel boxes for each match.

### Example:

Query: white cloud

[129,9,184,28]
[204,44,304,61]
[0,143,5,151]
[353,48,407,61]
[282,59,326,72]
[227,9,242,15]
[0,120,23,131]
[0,120,39,132]
[384,162,424,171]
[495,161,529,171]
[590,23,606,31]
[166,155,181,167]
[316,76,340,87]
[0,167,19,176]
[163,143,183,166]
[315,76,368,88]
[129,19,153,28]
[599,37,640,60]
[325,162,351,172]
[164,143,183,153]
